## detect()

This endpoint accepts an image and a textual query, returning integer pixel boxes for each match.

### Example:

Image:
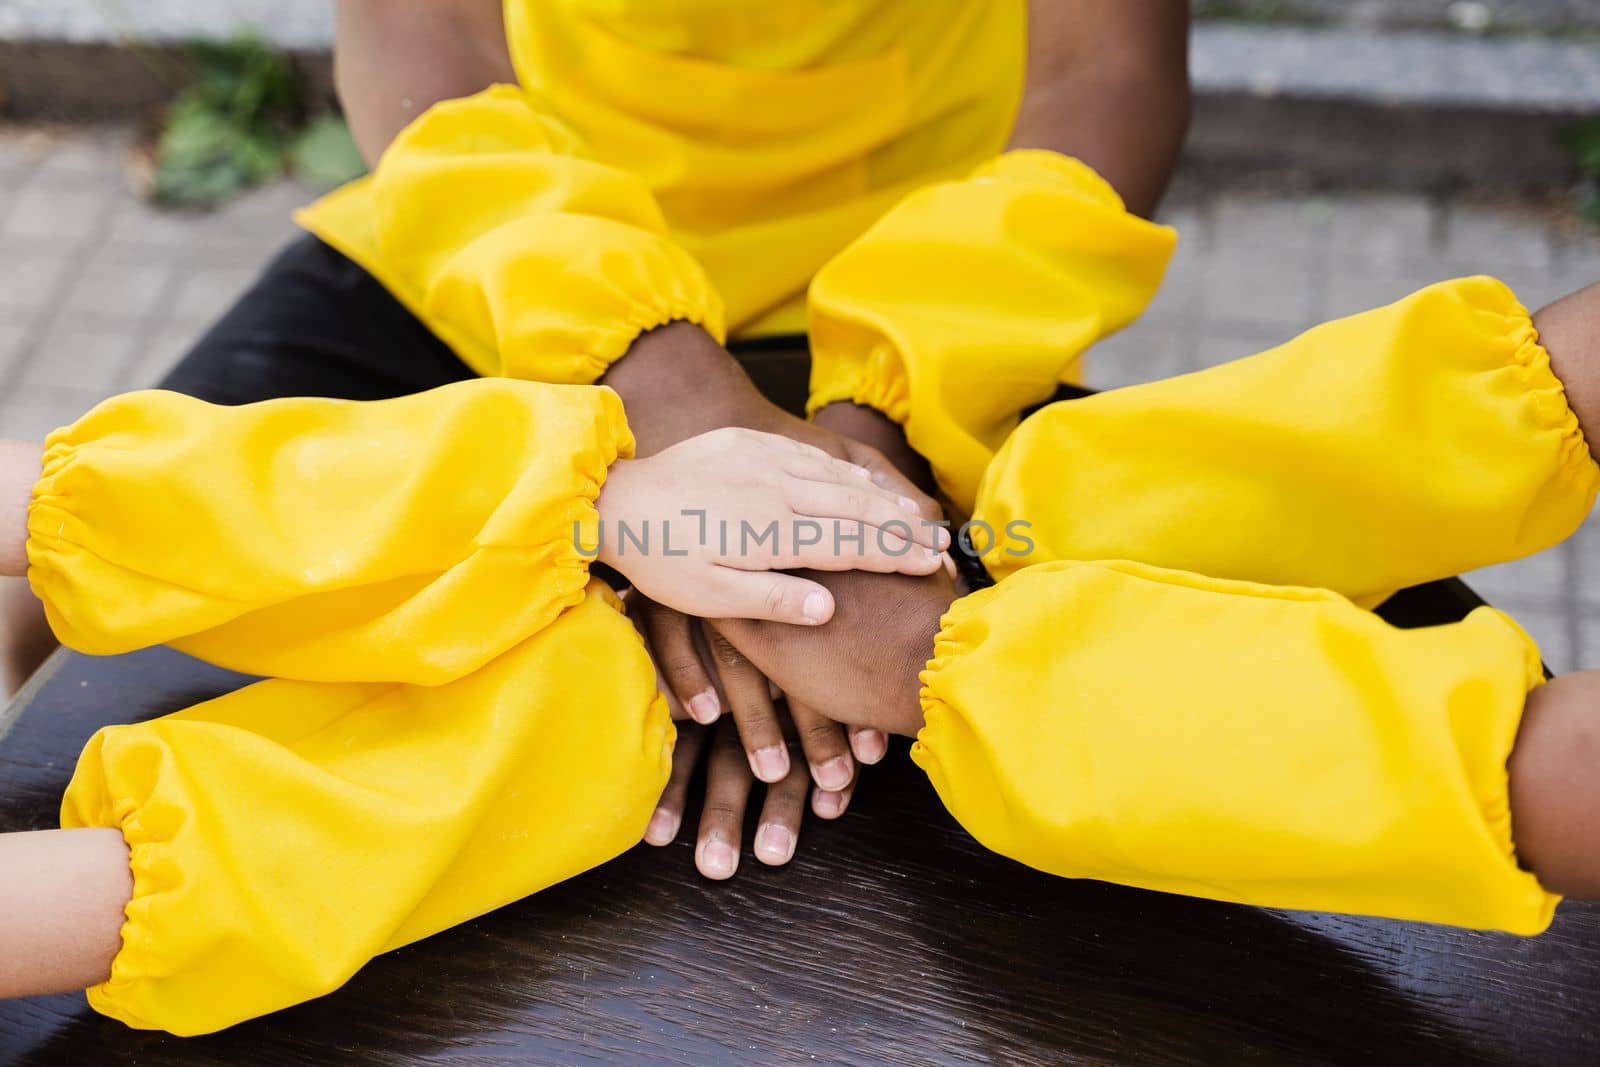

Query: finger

[757,431,877,476]
[812,776,856,821]
[782,481,949,552]
[705,623,792,783]
[780,450,904,493]
[752,520,944,576]
[702,568,834,626]
[716,511,942,576]
[643,602,721,724]
[754,758,810,866]
[845,441,941,521]
[849,725,889,766]
[787,698,855,794]
[644,720,712,846]
[697,718,755,880]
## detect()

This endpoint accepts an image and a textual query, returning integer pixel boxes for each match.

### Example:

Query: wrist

[891,618,937,737]
[0,440,41,578]
[593,458,639,570]
[602,322,760,454]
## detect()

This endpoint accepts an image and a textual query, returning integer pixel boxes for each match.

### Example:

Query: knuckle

[712,638,747,670]
[802,720,841,746]
[763,581,791,618]
[661,654,704,678]
[702,801,743,821]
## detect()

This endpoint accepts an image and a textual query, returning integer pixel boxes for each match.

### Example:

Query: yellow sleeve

[806,150,1176,512]
[913,559,1556,934]
[60,581,671,1036]
[975,276,1599,603]
[296,85,726,383]
[28,379,631,684]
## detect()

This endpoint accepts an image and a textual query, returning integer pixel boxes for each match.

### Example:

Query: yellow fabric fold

[975,276,1599,601]
[61,581,671,1036]
[297,85,726,381]
[913,559,1556,934]
[28,379,632,684]
[807,150,1176,512]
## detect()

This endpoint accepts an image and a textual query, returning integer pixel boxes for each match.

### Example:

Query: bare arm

[334,0,516,167]
[0,828,131,996]
[1009,0,1191,217]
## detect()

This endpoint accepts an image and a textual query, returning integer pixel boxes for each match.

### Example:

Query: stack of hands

[596,322,963,879]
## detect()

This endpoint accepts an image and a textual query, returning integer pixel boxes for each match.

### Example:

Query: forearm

[1010,0,1190,217]
[0,828,130,996]
[0,439,40,578]
[333,0,514,166]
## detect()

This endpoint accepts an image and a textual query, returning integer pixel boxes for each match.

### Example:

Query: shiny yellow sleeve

[61,581,671,1035]
[913,559,1556,934]
[296,85,726,382]
[975,276,1599,602]
[806,150,1176,512]
[28,379,631,683]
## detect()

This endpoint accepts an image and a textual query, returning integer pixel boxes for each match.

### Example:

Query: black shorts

[158,235,478,404]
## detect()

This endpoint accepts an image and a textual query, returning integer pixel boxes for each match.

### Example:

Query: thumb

[703,569,835,626]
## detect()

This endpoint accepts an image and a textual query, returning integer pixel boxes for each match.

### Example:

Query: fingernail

[751,744,790,782]
[922,548,940,565]
[802,592,828,624]
[812,756,852,791]
[855,730,888,765]
[756,824,795,863]
[644,807,680,845]
[850,464,873,479]
[701,838,737,878]
[814,789,846,818]
[687,690,720,724]
[898,495,919,513]
[934,527,952,550]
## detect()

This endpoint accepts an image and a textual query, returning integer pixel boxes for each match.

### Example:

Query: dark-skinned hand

[711,566,960,741]
[630,592,863,879]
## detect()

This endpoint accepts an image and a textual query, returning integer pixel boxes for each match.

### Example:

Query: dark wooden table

[1,582,1599,1066]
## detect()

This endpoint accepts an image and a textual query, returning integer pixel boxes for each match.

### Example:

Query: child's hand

[597,427,950,625]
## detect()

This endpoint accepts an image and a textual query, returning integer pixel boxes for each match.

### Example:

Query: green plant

[1562,119,1600,225]
[151,35,366,209]
[152,36,299,207]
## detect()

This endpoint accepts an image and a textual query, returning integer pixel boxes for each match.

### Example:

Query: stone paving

[4,123,1600,671]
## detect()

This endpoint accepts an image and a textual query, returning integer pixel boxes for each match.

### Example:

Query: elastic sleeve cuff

[62,580,672,1035]
[1499,286,1599,501]
[911,559,1558,934]
[299,85,726,385]
[972,276,1599,598]
[805,149,1175,510]
[425,213,728,384]
[28,381,634,684]
[805,340,913,424]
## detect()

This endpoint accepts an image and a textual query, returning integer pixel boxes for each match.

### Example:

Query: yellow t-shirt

[299,0,1025,340]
